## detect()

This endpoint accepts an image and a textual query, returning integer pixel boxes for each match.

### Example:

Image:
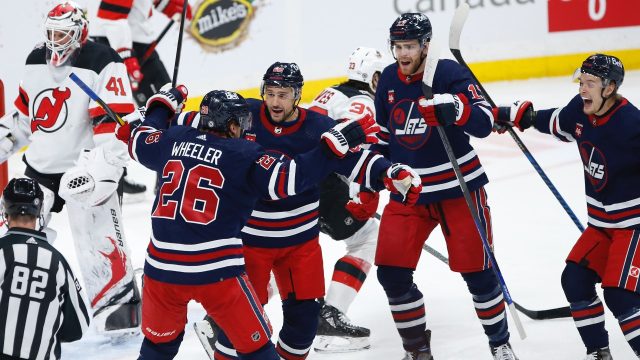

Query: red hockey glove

[492,100,535,133]
[418,93,470,127]
[117,48,144,92]
[320,113,380,158]
[154,0,193,20]
[383,163,422,206]
[116,108,146,144]
[345,190,380,221]
[146,84,189,114]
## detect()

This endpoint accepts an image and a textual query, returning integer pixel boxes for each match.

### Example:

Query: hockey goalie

[0,2,140,339]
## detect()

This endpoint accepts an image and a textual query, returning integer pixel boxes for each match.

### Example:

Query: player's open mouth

[582,97,593,107]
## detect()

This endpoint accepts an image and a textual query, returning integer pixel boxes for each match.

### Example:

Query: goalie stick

[449,2,585,234]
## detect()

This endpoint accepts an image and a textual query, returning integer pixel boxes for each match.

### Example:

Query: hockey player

[494,54,638,360]
[0,177,91,360]
[0,2,140,339]
[308,46,388,352]
[194,61,421,360]
[91,0,192,194]
[117,83,408,359]
[372,13,518,360]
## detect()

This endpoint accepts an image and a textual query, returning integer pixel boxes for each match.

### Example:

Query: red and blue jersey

[129,108,365,284]
[241,99,390,248]
[534,95,640,229]
[372,59,493,205]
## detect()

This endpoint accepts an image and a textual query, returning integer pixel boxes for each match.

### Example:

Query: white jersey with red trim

[14,41,135,174]
[309,83,375,122]
[91,0,156,45]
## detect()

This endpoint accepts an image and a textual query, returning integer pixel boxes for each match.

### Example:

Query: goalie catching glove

[321,113,380,158]
[0,110,30,163]
[59,139,129,207]
[493,100,535,133]
[383,163,422,206]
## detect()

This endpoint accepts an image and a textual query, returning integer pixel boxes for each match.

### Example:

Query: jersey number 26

[152,160,225,225]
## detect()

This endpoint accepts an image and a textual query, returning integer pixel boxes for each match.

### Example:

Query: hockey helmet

[579,53,624,89]
[199,90,252,134]
[389,13,432,45]
[260,62,304,100]
[347,47,388,93]
[2,178,44,217]
[44,1,89,67]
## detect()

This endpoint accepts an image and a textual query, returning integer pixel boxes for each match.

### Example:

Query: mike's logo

[31,87,71,133]
[190,0,255,52]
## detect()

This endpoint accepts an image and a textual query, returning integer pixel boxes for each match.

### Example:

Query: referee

[0,178,90,360]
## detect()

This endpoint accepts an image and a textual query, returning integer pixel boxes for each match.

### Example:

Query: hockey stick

[140,20,175,67]
[69,72,125,126]
[422,42,527,338]
[171,0,189,86]
[449,2,585,233]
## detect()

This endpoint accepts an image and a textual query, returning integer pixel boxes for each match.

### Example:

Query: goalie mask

[199,90,252,135]
[45,1,89,67]
[347,47,387,93]
[2,178,44,218]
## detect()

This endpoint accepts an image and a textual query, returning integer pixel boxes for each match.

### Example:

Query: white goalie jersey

[13,41,135,174]
[309,83,375,122]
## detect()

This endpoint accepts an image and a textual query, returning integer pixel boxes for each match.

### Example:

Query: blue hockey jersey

[373,60,493,204]
[240,99,390,248]
[129,108,369,285]
[534,95,640,229]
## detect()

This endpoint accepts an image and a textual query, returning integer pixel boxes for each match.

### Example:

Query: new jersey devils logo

[389,99,431,150]
[31,87,71,133]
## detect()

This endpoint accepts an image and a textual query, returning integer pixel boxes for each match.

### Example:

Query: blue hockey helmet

[260,62,304,100]
[580,53,624,88]
[2,178,44,217]
[199,90,252,134]
[389,13,432,45]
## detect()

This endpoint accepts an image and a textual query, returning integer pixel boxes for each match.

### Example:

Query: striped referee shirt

[0,228,90,360]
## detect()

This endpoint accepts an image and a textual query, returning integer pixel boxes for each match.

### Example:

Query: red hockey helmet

[44,1,89,66]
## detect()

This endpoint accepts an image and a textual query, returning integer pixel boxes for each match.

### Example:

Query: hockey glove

[345,188,380,221]
[154,0,193,20]
[383,163,422,206]
[320,113,380,158]
[116,107,146,144]
[418,93,470,127]
[146,84,189,115]
[493,100,535,133]
[117,48,144,92]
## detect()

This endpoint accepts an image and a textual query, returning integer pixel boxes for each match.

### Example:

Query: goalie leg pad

[67,195,138,334]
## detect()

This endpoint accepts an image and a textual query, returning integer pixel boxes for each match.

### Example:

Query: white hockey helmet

[44,1,89,67]
[347,47,387,93]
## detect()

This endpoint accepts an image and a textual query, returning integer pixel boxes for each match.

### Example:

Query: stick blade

[449,2,470,51]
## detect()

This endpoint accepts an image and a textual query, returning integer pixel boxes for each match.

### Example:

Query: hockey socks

[138,331,184,360]
[604,287,640,354]
[377,266,427,352]
[462,269,509,347]
[562,262,609,352]
[276,299,320,360]
[325,255,371,314]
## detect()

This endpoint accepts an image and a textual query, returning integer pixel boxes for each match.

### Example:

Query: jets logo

[389,99,431,150]
[31,87,71,133]
[579,141,607,192]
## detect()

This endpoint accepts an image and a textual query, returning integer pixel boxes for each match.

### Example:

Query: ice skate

[402,330,433,360]
[314,304,370,353]
[584,347,613,360]
[490,342,518,360]
[194,315,220,360]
